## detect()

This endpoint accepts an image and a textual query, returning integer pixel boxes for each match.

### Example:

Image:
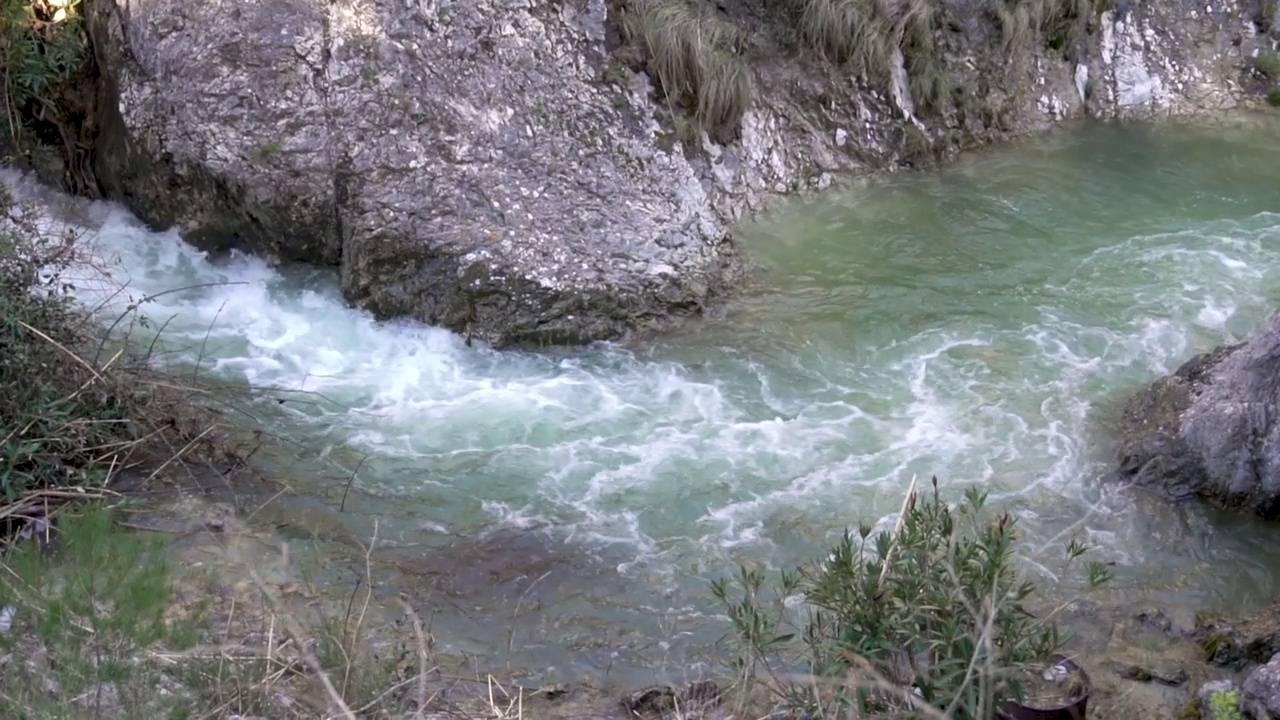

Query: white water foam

[5,167,1280,604]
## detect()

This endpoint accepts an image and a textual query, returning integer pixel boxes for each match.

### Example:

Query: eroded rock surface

[88,0,740,347]
[83,0,1272,346]
[1115,312,1280,518]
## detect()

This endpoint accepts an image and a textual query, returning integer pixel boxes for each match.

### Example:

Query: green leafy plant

[712,477,1111,719]
[1267,86,1280,108]
[1,0,96,191]
[1210,688,1243,720]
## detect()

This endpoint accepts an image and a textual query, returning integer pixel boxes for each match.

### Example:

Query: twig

[142,425,217,484]
[877,473,919,594]
[398,596,433,719]
[339,454,369,513]
[243,541,358,720]
[18,319,104,384]
[193,299,227,380]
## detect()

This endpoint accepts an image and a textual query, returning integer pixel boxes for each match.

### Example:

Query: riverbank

[6,118,1280,718]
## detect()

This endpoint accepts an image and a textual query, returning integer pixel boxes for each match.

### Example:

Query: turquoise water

[8,118,1280,685]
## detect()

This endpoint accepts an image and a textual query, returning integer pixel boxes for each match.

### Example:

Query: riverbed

[7,117,1280,688]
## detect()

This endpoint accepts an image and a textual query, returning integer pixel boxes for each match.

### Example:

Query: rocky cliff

[77,0,1277,346]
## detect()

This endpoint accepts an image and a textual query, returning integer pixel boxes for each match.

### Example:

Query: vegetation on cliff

[615,0,1116,145]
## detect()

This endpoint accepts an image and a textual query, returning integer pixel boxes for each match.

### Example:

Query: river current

[6,118,1280,686]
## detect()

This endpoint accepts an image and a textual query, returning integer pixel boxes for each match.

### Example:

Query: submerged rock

[1114,312,1280,518]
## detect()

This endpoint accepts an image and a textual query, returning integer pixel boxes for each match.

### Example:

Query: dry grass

[794,0,946,116]
[625,0,755,143]
[992,0,1101,64]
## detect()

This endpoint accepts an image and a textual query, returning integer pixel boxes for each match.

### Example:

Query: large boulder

[77,0,1265,349]
[1115,312,1280,518]
[85,0,740,347]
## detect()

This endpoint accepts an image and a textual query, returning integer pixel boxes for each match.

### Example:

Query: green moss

[257,140,282,159]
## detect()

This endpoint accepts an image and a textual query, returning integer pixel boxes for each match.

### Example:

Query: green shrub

[712,479,1111,719]
[1,0,95,192]
[1210,688,1242,720]
[1,0,89,119]
[1268,87,1280,107]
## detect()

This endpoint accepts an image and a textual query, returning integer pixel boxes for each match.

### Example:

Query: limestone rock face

[1088,0,1263,120]
[83,0,1262,347]
[88,0,740,347]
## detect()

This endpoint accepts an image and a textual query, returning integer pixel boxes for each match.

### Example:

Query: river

[7,118,1280,688]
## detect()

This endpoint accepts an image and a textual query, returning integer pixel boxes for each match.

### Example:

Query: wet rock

[1106,658,1190,686]
[1113,312,1280,518]
[1135,607,1180,636]
[1196,605,1280,670]
[1245,655,1280,718]
[622,680,722,718]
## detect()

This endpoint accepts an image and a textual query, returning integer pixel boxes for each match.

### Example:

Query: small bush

[0,0,96,191]
[1268,86,1280,107]
[626,0,755,143]
[1210,688,1242,720]
[1257,51,1280,79]
[712,478,1111,719]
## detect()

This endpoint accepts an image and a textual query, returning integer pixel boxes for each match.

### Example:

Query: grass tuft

[794,0,948,117]
[1257,50,1280,80]
[993,0,1100,64]
[626,0,755,143]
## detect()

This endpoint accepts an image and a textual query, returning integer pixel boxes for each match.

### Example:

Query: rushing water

[8,119,1280,685]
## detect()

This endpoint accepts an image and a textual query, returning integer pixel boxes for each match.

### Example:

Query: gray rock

[79,0,1262,347]
[86,0,740,348]
[1114,312,1280,517]
[1246,655,1280,718]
